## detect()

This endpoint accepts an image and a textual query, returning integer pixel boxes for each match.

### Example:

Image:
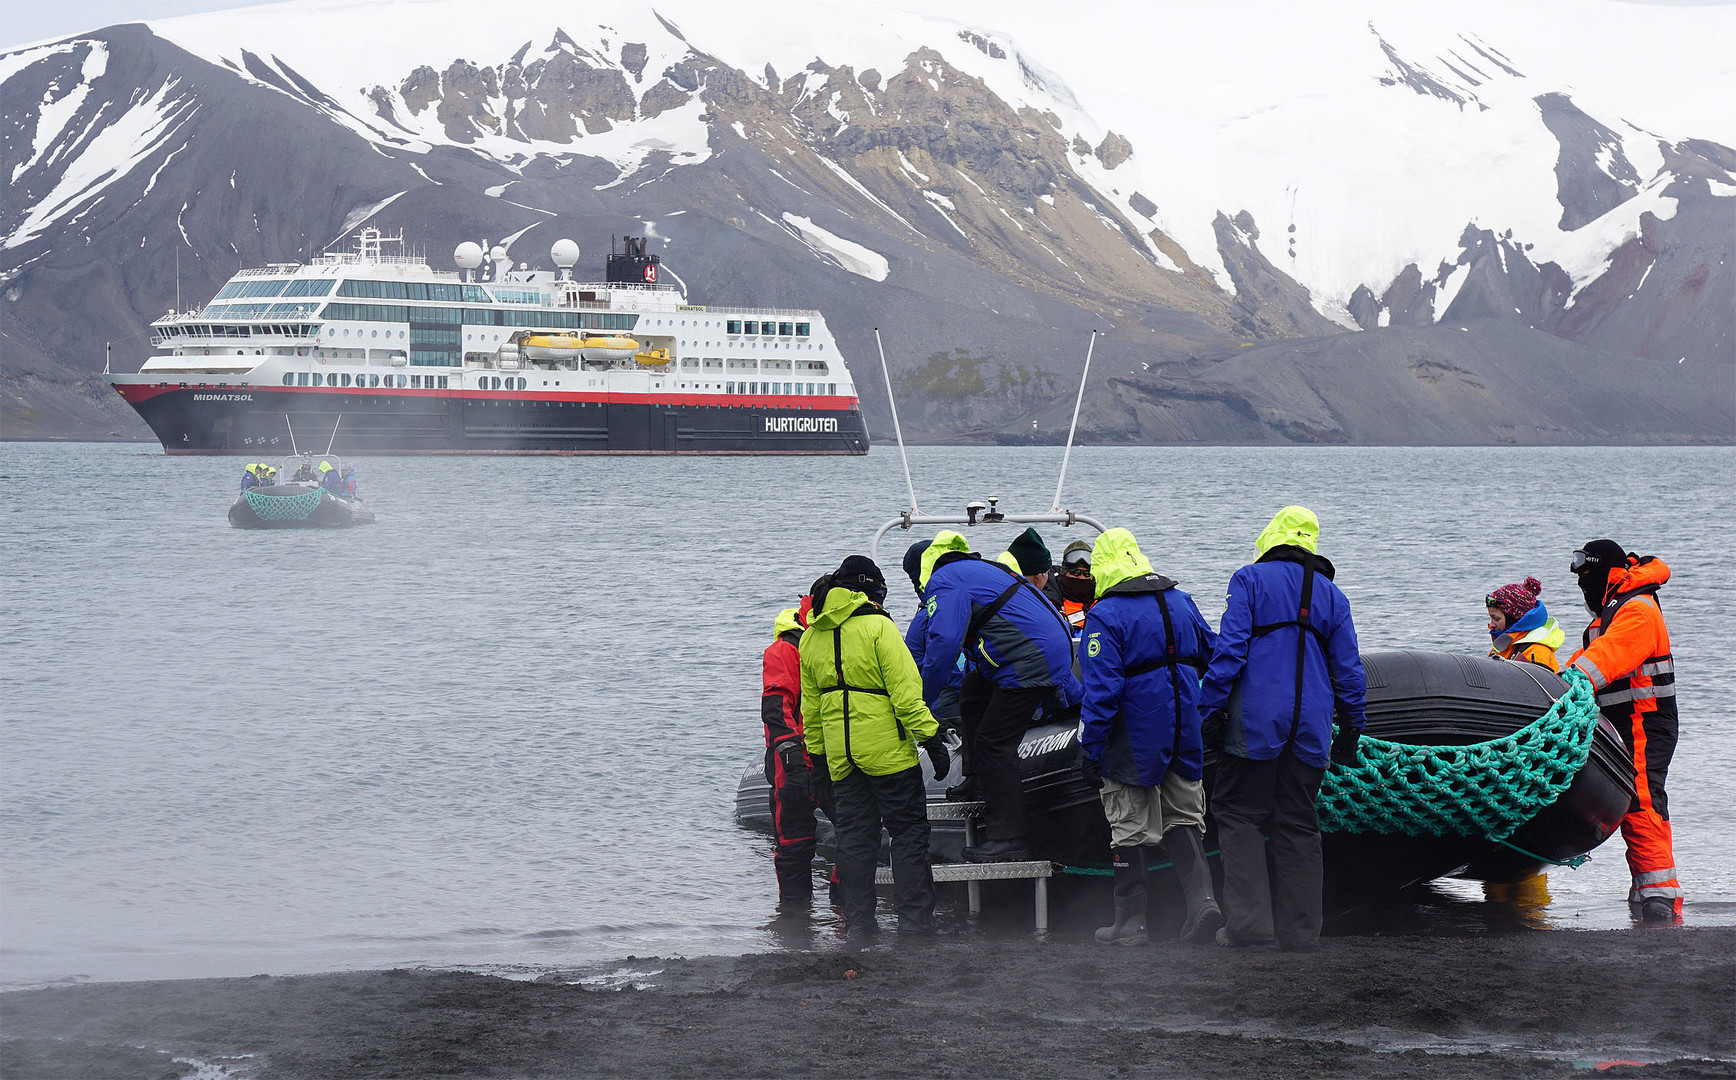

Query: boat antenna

[1051,329,1099,513]
[873,327,919,514]
[284,414,299,455]
[323,414,343,456]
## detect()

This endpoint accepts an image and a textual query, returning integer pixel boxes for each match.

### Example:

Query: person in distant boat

[1485,577,1563,671]
[761,593,834,907]
[1200,506,1366,951]
[240,464,261,493]
[1565,540,1682,923]
[341,466,358,498]
[1076,529,1223,946]
[262,465,278,486]
[1045,540,1097,639]
[294,459,315,483]
[800,556,948,942]
[919,531,1077,863]
[318,461,343,494]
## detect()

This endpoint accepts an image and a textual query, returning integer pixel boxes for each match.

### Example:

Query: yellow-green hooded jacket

[800,584,939,779]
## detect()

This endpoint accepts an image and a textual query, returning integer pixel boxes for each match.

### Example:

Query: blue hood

[1493,600,1550,640]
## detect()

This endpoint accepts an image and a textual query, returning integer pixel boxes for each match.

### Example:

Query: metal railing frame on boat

[870,510,1108,565]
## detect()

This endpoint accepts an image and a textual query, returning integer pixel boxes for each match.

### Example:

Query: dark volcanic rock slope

[1,13,1731,443]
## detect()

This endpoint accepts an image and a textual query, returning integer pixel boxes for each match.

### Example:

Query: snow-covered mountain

[2,0,1732,442]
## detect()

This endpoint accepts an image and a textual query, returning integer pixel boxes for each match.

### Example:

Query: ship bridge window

[284,279,336,297]
[779,322,794,336]
[213,279,291,300]
[727,320,742,334]
[796,322,810,336]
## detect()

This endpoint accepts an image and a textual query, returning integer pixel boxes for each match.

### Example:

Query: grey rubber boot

[1162,828,1226,944]
[1094,846,1149,945]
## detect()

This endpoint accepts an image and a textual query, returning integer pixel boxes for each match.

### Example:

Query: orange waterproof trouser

[1620,707,1682,913]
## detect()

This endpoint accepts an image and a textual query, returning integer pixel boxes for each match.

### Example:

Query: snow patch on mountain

[781,212,889,281]
[6,78,195,249]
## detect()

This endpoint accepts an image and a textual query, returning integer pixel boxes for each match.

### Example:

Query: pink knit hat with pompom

[1486,577,1543,622]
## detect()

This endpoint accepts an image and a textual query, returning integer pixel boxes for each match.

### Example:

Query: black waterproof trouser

[832,765,935,934]
[1211,749,1327,949]
[765,748,836,902]
[960,673,1049,841]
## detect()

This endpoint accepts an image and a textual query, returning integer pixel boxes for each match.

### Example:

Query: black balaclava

[1060,572,1095,603]
[835,554,888,606]
[903,540,932,597]
[1574,538,1629,615]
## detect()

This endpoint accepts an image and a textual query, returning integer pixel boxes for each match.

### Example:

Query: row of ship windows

[214,279,500,303]
[280,372,843,395]
[646,317,811,337]
[285,373,446,388]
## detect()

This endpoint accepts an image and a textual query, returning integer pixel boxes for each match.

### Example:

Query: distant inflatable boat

[228,484,375,529]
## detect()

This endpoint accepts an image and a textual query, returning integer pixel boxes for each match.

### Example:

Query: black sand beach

[3,926,1732,1078]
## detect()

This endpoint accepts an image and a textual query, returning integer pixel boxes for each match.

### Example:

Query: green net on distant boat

[1317,668,1601,842]
[244,488,325,521]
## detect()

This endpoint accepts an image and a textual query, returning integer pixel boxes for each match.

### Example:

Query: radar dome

[453,242,484,269]
[550,238,580,267]
[489,245,508,261]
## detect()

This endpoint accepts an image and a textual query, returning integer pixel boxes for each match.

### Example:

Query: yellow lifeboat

[519,333,641,362]
[634,348,672,366]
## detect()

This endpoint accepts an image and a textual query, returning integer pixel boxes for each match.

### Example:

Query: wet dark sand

[3,927,1732,1078]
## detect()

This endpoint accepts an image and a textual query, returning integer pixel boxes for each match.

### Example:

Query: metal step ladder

[872,800,1055,930]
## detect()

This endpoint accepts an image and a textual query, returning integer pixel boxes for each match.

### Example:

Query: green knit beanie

[1006,526,1052,575]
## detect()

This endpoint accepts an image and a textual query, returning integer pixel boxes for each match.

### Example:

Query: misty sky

[8,0,1734,51]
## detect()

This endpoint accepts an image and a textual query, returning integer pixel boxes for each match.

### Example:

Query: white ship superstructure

[111,228,868,455]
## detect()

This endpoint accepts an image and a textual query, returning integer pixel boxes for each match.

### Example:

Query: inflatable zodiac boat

[734,649,1633,900]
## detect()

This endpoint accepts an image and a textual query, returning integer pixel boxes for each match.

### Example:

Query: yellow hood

[772,606,804,639]
[1256,505,1319,556]
[1090,528,1155,598]
[919,530,970,589]
[996,551,1021,574]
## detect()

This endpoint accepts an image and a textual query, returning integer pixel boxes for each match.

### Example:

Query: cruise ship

[110,228,870,455]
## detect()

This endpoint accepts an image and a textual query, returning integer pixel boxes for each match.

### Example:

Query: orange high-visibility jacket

[1567,557,1674,723]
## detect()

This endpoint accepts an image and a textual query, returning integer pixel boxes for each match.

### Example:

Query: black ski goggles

[1569,550,1599,575]
[1062,552,1092,573]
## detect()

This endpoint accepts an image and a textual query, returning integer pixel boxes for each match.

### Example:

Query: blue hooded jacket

[1079,573,1217,786]
[920,551,1076,702]
[1199,545,1367,769]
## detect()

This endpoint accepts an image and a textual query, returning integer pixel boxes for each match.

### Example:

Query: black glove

[1201,709,1230,752]
[1079,754,1103,789]
[921,737,951,781]
[1330,720,1361,767]
[775,740,811,795]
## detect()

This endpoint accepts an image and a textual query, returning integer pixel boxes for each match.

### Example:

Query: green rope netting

[244,488,326,521]
[1318,668,1600,842]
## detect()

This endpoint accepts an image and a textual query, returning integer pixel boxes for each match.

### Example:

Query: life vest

[1581,585,1675,725]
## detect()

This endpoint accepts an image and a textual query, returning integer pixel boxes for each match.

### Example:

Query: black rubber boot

[1639,896,1677,923]
[1162,828,1225,944]
[1094,847,1149,945]
[961,836,1033,863]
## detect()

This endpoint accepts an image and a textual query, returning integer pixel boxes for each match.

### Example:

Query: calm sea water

[2,442,1732,987]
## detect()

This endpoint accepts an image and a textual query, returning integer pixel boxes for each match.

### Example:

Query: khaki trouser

[1099,772,1205,848]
